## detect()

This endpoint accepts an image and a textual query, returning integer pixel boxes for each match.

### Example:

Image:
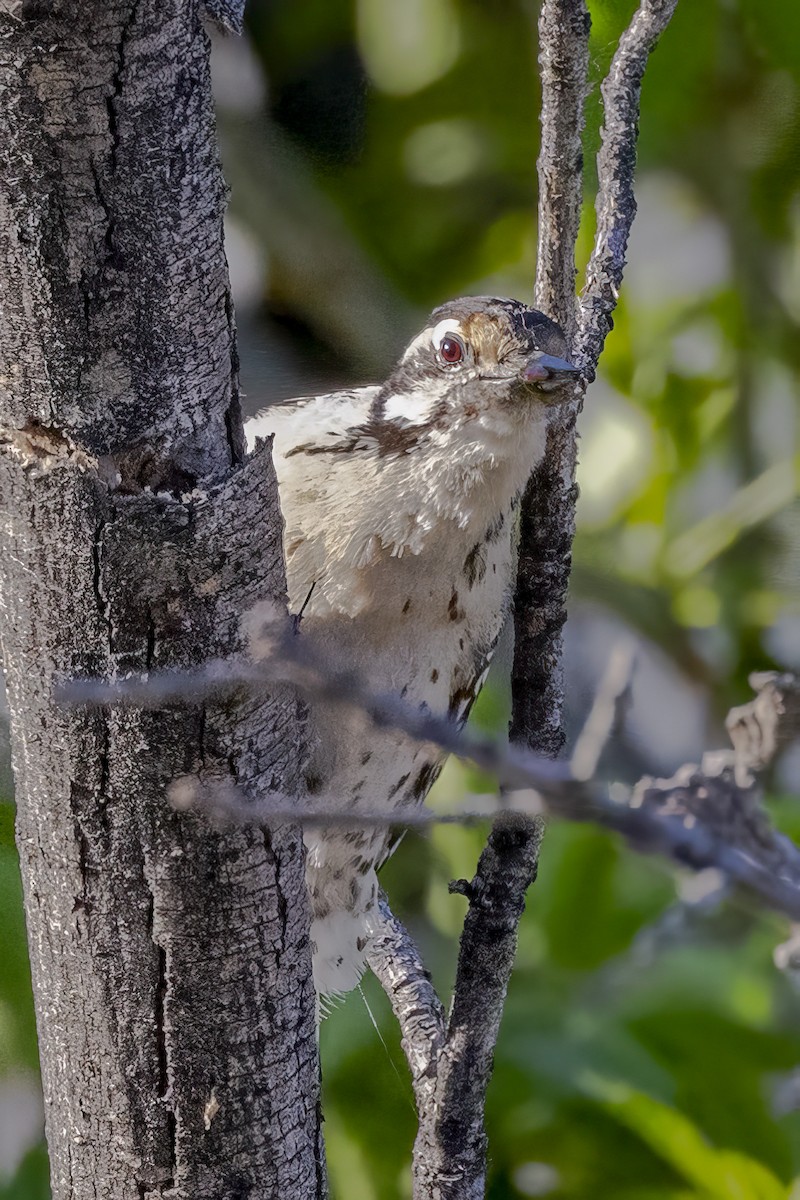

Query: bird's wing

[245,387,383,615]
[245,387,380,454]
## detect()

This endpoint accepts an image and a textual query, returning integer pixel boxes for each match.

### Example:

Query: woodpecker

[246,295,577,1001]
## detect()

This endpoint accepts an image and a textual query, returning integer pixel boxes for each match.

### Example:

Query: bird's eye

[439,335,464,365]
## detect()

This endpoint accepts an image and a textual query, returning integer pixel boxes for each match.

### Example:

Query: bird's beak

[522,352,580,392]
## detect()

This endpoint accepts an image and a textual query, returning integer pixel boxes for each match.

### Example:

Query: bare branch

[534,0,590,343]
[63,603,573,794]
[628,757,800,921]
[367,822,542,1200]
[508,20,681,1124]
[365,897,446,1110]
[513,0,679,758]
[170,775,513,829]
[511,0,592,763]
[369,829,543,1200]
[576,0,680,373]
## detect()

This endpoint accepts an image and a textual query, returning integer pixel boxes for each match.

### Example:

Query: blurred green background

[1,0,799,1195]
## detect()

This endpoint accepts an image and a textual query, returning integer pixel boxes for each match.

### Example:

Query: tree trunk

[0,3,323,1197]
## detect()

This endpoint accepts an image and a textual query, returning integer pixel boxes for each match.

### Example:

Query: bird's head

[379,296,578,428]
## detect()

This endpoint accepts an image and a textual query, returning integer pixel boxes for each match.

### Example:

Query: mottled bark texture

[532,0,589,346]
[417,817,541,1200]
[0,4,323,1198]
[509,0,590,761]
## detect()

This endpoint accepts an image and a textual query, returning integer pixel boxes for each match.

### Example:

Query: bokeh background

[2,0,800,1195]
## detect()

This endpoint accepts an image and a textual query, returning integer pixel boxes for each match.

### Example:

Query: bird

[245,295,578,1003]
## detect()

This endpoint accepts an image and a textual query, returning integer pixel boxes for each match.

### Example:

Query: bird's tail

[312,905,373,1009]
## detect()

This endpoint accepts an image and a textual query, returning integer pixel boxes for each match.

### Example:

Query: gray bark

[510,0,590,761]
[0,3,322,1198]
[533,0,590,348]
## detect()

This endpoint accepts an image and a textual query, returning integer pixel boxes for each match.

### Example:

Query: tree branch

[510,0,592,762]
[576,0,680,373]
[365,897,446,1111]
[514,0,679,761]
[0,5,321,1197]
[368,826,543,1200]
[570,640,636,780]
[533,0,590,343]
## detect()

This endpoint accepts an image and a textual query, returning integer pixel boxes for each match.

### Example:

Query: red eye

[439,336,464,364]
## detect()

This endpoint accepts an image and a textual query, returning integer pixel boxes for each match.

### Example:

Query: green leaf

[585,1079,789,1200]
[0,1142,50,1200]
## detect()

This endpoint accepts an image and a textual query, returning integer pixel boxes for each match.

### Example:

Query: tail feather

[311,906,373,1006]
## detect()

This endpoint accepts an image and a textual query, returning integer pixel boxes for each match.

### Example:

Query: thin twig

[576,0,680,374]
[170,776,528,829]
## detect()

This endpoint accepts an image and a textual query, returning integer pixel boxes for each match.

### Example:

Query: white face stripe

[429,318,463,353]
[401,317,464,362]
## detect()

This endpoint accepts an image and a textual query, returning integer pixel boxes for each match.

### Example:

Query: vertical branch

[413,816,542,1200]
[510,0,591,760]
[533,0,591,343]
